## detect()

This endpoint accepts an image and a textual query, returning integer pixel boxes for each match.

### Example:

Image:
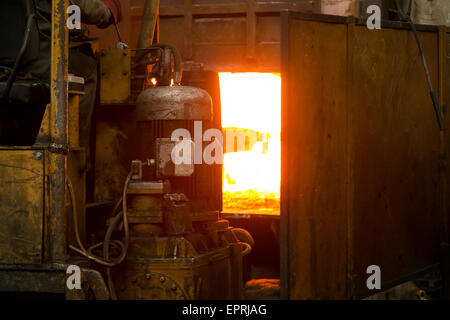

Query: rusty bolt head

[33,151,43,160]
[171,284,177,291]
[160,276,165,283]
[145,273,151,280]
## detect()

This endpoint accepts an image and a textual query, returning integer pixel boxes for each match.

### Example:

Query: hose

[2,13,35,101]
[133,43,183,85]
[150,43,182,84]
[68,172,132,268]
[231,228,254,257]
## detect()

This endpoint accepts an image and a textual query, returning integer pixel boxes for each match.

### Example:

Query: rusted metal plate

[282,12,446,299]
[0,150,44,264]
[0,270,65,293]
[99,48,131,104]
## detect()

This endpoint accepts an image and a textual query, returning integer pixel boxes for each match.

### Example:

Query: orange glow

[219,73,280,215]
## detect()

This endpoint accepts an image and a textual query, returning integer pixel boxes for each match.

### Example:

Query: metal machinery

[0,0,250,299]
[106,56,246,300]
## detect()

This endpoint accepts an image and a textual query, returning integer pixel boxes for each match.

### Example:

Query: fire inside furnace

[219,73,281,215]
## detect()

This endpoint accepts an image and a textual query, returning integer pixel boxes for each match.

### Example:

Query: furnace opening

[219,73,281,215]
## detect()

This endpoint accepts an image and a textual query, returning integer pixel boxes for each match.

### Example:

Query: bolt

[160,276,165,283]
[101,50,107,56]
[131,276,137,283]
[171,284,177,291]
[122,71,128,76]
[34,151,43,160]
[123,50,128,56]
[145,273,151,280]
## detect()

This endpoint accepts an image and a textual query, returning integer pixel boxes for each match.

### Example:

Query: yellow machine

[0,0,250,299]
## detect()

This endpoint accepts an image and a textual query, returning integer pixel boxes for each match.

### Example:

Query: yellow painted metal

[0,150,45,264]
[37,95,80,147]
[0,0,70,266]
[115,237,239,300]
[100,49,131,104]
[45,0,69,264]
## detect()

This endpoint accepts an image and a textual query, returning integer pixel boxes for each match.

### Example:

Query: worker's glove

[101,0,122,24]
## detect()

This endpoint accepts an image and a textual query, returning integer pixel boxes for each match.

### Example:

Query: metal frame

[0,0,109,299]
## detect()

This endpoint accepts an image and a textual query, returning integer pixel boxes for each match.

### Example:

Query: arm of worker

[70,0,121,28]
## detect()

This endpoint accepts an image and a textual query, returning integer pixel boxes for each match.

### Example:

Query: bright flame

[220,73,280,215]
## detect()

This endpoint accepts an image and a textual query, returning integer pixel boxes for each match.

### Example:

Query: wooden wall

[281,12,447,299]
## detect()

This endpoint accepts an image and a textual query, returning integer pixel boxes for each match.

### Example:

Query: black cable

[394,0,445,131]
[113,19,123,44]
[2,13,35,101]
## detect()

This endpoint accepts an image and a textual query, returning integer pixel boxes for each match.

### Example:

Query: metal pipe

[46,0,69,263]
[151,43,183,84]
[137,0,160,49]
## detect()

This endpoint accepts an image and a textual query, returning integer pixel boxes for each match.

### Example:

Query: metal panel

[100,48,131,104]
[282,12,446,299]
[0,150,44,264]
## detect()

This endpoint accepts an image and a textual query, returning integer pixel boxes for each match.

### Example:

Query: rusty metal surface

[68,94,80,146]
[93,115,133,202]
[99,48,131,104]
[47,0,69,264]
[88,0,318,72]
[281,12,447,299]
[0,264,108,299]
[114,232,240,299]
[137,0,160,48]
[136,86,212,120]
[0,150,45,264]
[0,270,66,293]
[128,181,171,194]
